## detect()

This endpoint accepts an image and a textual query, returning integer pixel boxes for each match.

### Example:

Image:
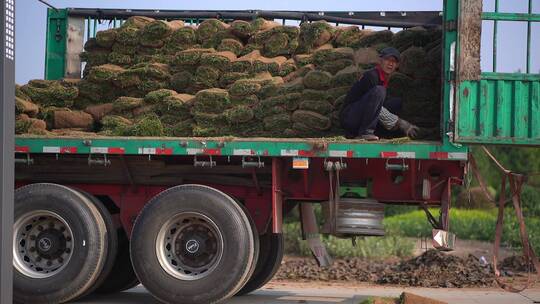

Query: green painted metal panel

[456,78,540,145]
[13,137,468,160]
[44,9,68,80]
[454,0,540,146]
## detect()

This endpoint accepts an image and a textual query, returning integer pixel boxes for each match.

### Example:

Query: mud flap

[300,203,333,267]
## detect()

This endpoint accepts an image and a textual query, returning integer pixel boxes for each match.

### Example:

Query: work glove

[396,118,420,139]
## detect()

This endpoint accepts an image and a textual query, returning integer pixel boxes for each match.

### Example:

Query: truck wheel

[236,233,284,296]
[73,191,118,297]
[130,184,256,304]
[95,228,140,294]
[235,200,260,292]
[13,183,108,304]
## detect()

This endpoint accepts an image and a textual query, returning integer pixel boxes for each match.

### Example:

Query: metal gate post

[0,0,15,302]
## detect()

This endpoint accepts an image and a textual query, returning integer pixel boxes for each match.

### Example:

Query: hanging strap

[469,148,540,292]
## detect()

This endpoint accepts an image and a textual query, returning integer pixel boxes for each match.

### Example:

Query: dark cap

[379,47,401,62]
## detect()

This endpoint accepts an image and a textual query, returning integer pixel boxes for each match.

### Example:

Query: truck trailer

[11,0,540,303]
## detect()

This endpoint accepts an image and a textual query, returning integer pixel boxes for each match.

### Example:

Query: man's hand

[396,118,420,139]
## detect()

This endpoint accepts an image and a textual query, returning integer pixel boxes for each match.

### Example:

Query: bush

[283,222,414,259]
[384,205,419,217]
[520,185,540,217]
[384,209,540,253]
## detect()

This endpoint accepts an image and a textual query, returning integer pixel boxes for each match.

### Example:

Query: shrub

[283,222,414,259]
[384,209,540,253]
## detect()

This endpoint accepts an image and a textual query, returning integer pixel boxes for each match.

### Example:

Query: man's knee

[368,85,386,105]
[373,85,386,97]
[365,86,386,107]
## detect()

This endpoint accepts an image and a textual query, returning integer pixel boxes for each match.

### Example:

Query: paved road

[75,282,540,304]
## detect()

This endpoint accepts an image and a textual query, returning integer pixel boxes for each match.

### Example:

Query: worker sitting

[339,47,420,141]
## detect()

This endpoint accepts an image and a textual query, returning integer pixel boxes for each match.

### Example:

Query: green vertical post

[442,0,459,144]
[93,18,97,38]
[44,8,68,80]
[493,0,499,72]
[86,17,90,40]
[526,0,532,73]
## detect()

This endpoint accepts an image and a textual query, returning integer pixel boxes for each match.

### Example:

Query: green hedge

[283,222,414,259]
[383,209,540,253]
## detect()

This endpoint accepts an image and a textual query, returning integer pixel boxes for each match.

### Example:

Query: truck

[12,1,540,303]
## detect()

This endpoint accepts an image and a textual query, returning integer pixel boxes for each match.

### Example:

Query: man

[340,47,419,140]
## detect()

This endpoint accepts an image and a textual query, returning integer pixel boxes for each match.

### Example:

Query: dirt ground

[275,240,537,288]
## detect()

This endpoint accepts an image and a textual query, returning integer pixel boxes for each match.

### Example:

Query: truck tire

[236,233,284,296]
[234,200,260,293]
[72,190,118,298]
[130,184,256,304]
[95,228,140,294]
[13,183,108,304]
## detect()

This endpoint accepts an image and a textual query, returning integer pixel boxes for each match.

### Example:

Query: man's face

[380,56,399,75]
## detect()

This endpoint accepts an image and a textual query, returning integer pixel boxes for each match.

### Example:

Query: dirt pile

[499,255,538,274]
[377,249,494,288]
[16,16,442,138]
[275,250,495,288]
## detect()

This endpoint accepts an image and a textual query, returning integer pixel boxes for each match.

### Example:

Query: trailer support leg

[271,158,283,233]
[300,203,333,267]
[432,178,456,251]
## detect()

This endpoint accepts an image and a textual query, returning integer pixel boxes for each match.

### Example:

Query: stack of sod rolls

[16,17,442,138]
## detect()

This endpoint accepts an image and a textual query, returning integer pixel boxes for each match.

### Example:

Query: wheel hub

[13,211,74,279]
[156,212,224,281]
[36,229,66,259]
[185,239,201,254]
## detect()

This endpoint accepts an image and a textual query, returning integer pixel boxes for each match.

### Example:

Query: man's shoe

[356,134,379,141]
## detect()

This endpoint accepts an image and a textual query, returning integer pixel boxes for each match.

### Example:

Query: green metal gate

[454,0,540,146]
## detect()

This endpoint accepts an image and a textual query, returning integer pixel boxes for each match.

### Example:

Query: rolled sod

[173,48,216,66]
[313,47,355,66]
[15,114,47,135]
[21,80,78,108]
[355,30,394,47]
[303,70,333,90]
[219,72,250,88]
[333,66,363,87]
[231,20,254,39]
[15,97,39,117]
[87,64,125,83]
[292,110,332,131]
[298,21,335,52]
[193,88,230,114]
[228,79,262,96]
[334,26,363,48]
[200,51,237,71]
[217,39,244,56]
[95,28,118,48]
[225,106,255,124]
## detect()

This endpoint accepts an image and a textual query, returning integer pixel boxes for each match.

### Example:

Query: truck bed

[14,135,468,160]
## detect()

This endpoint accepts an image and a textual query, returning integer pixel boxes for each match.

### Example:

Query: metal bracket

[14,154,33,166]
[88,154,111,167]
[241,156,264,168]
[193,155,216,168]
[385,158,409,171]
[445,20,457,31]
[323,158,348,171]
